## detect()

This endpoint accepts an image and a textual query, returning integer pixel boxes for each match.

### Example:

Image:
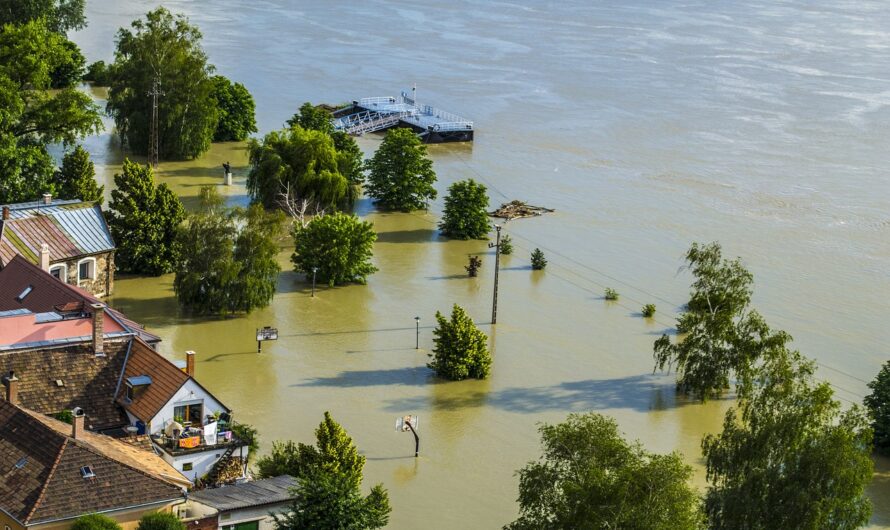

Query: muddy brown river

[71,1,890,527]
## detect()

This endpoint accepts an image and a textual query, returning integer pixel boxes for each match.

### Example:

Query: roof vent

[15,285,32,302]
[15,457,27,469]
[80,466,96,479]
[54,379,64,388]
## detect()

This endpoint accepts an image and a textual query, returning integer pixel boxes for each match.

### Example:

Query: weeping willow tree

[247,124,359,211]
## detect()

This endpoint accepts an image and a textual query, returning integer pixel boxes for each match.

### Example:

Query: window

[173,402,203,425]
[49,264,67,282]
[224,522,259,530]
[77,258,96,282]
[80,466,96,479]
[15,285,32,302]
[182,462,193,471]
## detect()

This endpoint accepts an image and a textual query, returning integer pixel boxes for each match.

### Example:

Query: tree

[530,248,546,270]
[428,304,491,380]
[499,234,513,255]
[71,513,122,530]
[506,412,704,530]
[107,159,185,275]
[211,75,257,141]
[703,349,873,529]
[85,60,111,85]
[0,20,101,203]
[136,512,185,530]
[439,179,490,239]
[54,145,103,204]
[49,38,85,88]
[291,212,377,286]
[230,422,259,461]
[365,127,436,211]
[654,242,790,400]
[174,186,282,315]
[0,0,87,33]
[107,7,218,159]
[287,102,334,135]
[273,470,390,530]
[248,126,354,210]
[286,102,364,190]
[864,360,890,454]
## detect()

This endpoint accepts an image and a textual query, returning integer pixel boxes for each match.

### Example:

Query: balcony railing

[151,423,243,456]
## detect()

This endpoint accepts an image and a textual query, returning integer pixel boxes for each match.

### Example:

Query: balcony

[150,421,244,457]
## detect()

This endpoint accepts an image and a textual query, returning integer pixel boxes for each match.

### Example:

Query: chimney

[71,407,85,439]
[42,193,52,205]
[40,243,50,272]
[2,206,8,220]
[185,351,195,377]
[3,371,18,405]
[91,303,104,356]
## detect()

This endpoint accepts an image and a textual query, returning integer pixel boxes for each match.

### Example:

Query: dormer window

[125,375,152,401]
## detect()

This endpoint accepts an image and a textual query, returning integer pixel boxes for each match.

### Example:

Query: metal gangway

[333,109,412,135]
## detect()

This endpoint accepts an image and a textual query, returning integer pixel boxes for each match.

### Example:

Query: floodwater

[72,1,890,528]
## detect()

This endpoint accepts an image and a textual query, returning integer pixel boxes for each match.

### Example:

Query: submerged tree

[107,159,185,275]
[365,127,436,211]
[54,145,103,204]
[530,248,547,270]
[506,412,704,530]
[865,360,890,454]
[703,349,873,529]
[291,212,377,286]
[428,304,491,380]
[211,75,257,141]
[287,102,334,136]
[0,0,87,33]
[439,179,490,239]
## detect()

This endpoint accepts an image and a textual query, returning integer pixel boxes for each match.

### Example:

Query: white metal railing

[431,121,474,132]
[359,96,397,107]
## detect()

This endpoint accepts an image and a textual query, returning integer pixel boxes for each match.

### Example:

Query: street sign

[395,415,418,432]
[256,327,278,352]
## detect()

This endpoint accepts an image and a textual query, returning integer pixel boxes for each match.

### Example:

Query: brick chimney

[39,243,50,272]
[3,371,18,405]
[42,193,52,205]
[185,351,195,377]
[2,206,8,220]
[71,407,84,439]
[91,303,104,356]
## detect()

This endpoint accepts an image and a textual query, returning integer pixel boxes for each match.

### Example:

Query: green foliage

[211,75,257,141]
[248,126,354,210]
[439,179,490,239]
[365,127,437,211]
[231,422,259,461]
[287,102,334,135]
[136,512,185,530]
[604,287,619,301]
[331,131,365,191]
[55,409,73,424]
[499,234,513,255]
[865,360,890,454]
[273,470,390,530]
[428,304,491,380]
[54,145,103,204]
[0,19,101,203]
[642,303,657,317]
[0,0,87,33]
[174,186,282,315]
[506,412,704,530]
[107,159,185,275]
[702,349,873,529]
[85,60,111,85]
[653,242,791,401]
[530,248,546,270]
[49,38,85,88]
[291,213,377,286]
[107,8,218,159]
[71,513,123,530]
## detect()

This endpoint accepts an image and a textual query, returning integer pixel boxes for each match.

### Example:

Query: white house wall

[217,501,291,530]
[170,445,246,483]
[148,379,227,434]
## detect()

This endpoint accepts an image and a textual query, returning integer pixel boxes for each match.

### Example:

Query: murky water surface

[72,1,890,527]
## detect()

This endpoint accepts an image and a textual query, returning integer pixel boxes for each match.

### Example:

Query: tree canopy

[506,412,704,530]
[71,514,122,530]
[54,145,103,204]
[136,512,185,530]
[211,75,257,141]
[0,0,87,33]
[365,127,437,211]
[702,348,873,529]
[107,159,185,275]
[291,212,377,286]
[653,242,790,400]
[439,179,490,239]
[107,7,218,159]
[287,102,334,136]
[866,360,890,454]
[0,19,101,204]
[428,304,491,380]
[174,186,282,315]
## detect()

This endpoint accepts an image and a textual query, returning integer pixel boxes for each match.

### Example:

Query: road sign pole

[406,420,419,457]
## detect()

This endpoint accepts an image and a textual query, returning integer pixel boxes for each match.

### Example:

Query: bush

[428,304,491,380]
[85,60,112,86]
[604,288,619,301]
[55,409,73,424]
[499,234,513,255]
[291,213,377,286]
[530,248,547,270]
[231,422,260,462]
[136,512,185,530]
[71,514,122,530]
[642,304,656,317]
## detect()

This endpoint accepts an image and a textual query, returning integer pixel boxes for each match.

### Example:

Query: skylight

[15,457,27,469]
[80,466,96,479]
[15,285,32,302]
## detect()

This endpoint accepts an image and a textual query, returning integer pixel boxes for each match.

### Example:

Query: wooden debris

[489,200,554,220]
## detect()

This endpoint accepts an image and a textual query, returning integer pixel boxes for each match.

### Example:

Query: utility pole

[147,77,163,168]
[488,225,502,324]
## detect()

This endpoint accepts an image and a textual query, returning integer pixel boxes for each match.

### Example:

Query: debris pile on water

[489,201,555,220]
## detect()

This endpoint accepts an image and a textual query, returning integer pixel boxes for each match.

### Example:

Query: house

[0,259,248,485]
[0,399,184,530]
[0,195,116,298]
[178,476,298,530]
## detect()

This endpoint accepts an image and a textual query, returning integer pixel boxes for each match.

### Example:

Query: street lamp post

[414,316,420,349]
[488,225,502,324]
[311,267,318,297]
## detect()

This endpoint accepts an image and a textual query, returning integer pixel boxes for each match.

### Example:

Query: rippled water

[72,1,890,527]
